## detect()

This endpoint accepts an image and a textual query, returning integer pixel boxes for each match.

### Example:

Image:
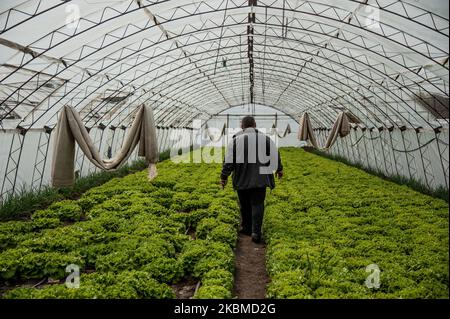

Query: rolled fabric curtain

[271,123,292,138]
[51,104,159,187]
[204,122,226,143]
[298,112,319,148]
[298,112,350,150]
[323,112,351,150]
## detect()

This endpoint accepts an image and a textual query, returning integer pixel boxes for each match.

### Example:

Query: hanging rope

[392,137,438,153]
[350,132,382,147]
[348,128,445,153]
[350,134,365,147]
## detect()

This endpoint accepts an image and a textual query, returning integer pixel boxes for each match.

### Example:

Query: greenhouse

[0,0,448,304]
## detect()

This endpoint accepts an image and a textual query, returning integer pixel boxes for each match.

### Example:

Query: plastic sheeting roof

[0,0,448,130]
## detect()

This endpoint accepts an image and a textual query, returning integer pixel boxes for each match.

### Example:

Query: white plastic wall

[0,126,186,201]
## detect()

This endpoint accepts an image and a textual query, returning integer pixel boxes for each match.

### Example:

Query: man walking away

[220,116,283,243]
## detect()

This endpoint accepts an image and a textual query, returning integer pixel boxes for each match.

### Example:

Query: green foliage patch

[1,150,239,299]
[264,148,449,299]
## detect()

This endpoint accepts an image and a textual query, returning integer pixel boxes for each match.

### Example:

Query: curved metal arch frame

[151,79,335,128]
[128,59,378,126]
[1,0,447,36]
[1,1,446,87]
[0,0,446,130]
[76,50,383,130]
[98,61,395,132]
[0,0,448,202]
[81,44,358,124]
[83,24,442,130]
[63,16,449,120]
[6,21,442,131]
[155,69,347,124]
[67,39,428,131]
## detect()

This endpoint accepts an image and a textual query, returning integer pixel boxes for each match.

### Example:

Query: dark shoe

[239,229,252,236]
[251,233,261,243]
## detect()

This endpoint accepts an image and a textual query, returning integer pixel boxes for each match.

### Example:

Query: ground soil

[233,234,269,299]
[171,278,198,299]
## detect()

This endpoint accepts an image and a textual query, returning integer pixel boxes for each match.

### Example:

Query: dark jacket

[220,128,283,190]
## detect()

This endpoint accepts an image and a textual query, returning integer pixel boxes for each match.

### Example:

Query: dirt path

[233,234,269,299]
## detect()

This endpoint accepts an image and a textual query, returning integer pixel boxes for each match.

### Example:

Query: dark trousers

[237,188,266,236]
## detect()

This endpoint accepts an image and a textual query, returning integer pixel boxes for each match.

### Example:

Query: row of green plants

[0,150,172,221]
[310,149,449,202]
[263,148,449,299]
[0,150,239,299]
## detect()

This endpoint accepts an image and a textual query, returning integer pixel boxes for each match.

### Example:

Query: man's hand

[220,179,228,189]
[276,170,284,180]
